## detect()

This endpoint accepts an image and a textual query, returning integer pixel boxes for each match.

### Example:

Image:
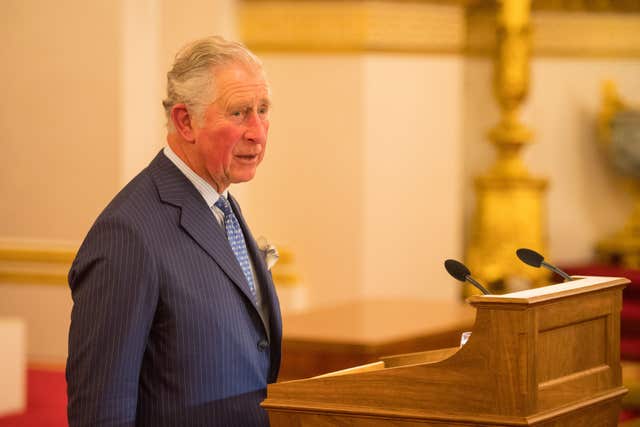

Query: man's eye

[231,111,242,117]
[258,106,269,115]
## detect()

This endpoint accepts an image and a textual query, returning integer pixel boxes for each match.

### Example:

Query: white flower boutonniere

[257,237,279,270]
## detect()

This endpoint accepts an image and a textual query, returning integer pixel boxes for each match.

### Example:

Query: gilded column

[465,0,549,295]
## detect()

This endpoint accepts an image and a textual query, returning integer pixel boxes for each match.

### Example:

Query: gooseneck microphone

[515,248,572,282]
[444,259,491,295]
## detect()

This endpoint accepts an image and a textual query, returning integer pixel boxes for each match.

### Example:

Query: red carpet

[1,361,637,426]
[0,367,67,427]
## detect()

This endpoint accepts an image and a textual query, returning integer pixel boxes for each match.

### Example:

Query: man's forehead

[213,64,270,103]
[215,83,270,106]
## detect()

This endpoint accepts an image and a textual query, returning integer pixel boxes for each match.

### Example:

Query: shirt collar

[163,145,228,207]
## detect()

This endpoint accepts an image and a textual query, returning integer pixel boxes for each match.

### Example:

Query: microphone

[444,259,491,295]
[515,248,572,282]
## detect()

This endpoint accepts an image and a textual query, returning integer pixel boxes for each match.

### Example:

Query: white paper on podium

[488,276,623,300]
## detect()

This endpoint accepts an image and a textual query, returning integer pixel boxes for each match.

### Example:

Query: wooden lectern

[263,276,629,426]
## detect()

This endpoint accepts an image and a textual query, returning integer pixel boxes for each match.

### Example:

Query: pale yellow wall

[0,317,25,415]
[361,55,463,301]
[528,58,639,263]
[121,0,237,184]
[120,0,163,185]
[244,54,465,305]
[244,55,366,307]
[0,285,70,364]
[0,0,121,242]
[0,0,238,363]
[161,0,236,70]
[463,57,640,265]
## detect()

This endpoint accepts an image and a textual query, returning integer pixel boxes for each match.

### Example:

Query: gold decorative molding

[240,0,640,57]
[0,242,302,288]
[0,244,76,286]
[467,9,640,57]
[240,1,466,54]
[531,0,640,13]
[533,12,640,57]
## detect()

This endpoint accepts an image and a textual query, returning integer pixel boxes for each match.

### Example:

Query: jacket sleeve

[66,217,158,427]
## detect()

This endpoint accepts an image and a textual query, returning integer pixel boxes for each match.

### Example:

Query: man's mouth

[235,154,259,161]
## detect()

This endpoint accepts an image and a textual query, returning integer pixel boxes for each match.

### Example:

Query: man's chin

[231,170,258,184]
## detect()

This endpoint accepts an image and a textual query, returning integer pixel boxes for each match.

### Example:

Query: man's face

[191,63,270,192]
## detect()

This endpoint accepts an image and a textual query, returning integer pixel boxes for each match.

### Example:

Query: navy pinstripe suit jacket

[66,151,282,427]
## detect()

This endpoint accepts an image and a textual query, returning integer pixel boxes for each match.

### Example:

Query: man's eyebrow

[226,97,271,107]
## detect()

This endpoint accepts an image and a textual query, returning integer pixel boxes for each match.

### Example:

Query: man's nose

[244,111,267,142]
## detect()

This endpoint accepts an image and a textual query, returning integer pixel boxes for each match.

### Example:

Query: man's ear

[171,104,196,142]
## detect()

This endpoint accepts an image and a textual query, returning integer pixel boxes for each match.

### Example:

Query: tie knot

[214,196,233,217]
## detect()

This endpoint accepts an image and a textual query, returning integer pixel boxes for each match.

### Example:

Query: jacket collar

[148,151,256,304]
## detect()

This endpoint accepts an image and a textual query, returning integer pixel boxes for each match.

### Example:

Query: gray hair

[163,36,264,129]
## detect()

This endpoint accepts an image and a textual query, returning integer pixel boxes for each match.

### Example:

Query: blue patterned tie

[214,196,256,299]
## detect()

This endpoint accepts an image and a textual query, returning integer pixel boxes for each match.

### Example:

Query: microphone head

[444,259,471,282]
[516,248,545,268]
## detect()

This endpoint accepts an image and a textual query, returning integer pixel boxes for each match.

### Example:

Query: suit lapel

[149,152,256,304]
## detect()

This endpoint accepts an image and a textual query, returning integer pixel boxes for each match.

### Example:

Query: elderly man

[66,36,281,426]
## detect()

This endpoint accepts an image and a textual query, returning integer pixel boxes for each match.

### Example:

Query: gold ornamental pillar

[465,0,549,296]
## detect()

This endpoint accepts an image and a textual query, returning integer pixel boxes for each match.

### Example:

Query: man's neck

[166,137,227,194]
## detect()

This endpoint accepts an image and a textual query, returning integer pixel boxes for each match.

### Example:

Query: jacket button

[257,339,268,352]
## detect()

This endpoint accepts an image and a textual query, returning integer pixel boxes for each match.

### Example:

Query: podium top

[468,275,628,305]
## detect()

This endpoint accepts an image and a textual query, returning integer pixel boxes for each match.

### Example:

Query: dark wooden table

[279,299,476,380]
